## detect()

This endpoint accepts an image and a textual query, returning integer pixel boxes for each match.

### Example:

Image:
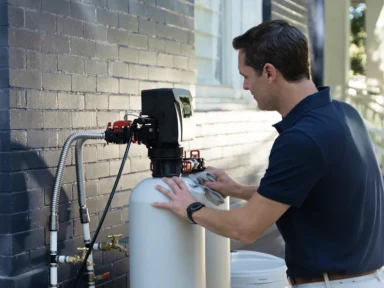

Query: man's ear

[263,63,277,82]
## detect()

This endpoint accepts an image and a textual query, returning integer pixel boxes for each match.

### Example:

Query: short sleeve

[257,129,324,208]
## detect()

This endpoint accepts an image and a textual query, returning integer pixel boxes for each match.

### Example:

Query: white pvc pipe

[50,231,58,287]
[57,256,67,264]
[50,266,57,286]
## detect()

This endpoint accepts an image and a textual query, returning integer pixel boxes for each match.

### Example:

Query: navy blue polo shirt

[257,86,384,278]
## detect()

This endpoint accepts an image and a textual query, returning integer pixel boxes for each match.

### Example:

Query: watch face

[191,203,201,210]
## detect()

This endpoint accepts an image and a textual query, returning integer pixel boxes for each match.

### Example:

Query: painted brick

[72,111,97,128]
[119,13,138,31]
[119,46,138,63]
[10,130,27,148]
[58,55,84,74]
[0,212,29,233]
[174,55,189,69]
[42,0,69,16]
[188,31,194,44]
[108,0,128,12]
[109,159,130,176]
[43,111,71,128]
[27,52,57,72]
[102,209,122,227]
[25,10,55,34]
[96,8,118,28]
[10,69,41,89]
[96,111,119,127]
[129,64,148,80]
[157,0,175,11]
[9,28,42,50]
[110,62,128,78]
[97,144,120,160]
[181,43,194,57]
[156,23,174,39]
[8,0,41,9]
[139,18,157,36]
[84,162,109,180]
[0,131,10,151]
[41,34,70,54]
[29,129,57,148]
[96,43,118,60]
[139,50,157,65]
[129,0,146,17]
[57,17,83,38]
[173,27,189,43]
[0,27,7,47]
[42,73,71,91]
[166,40,181,54]
[128,95,141,110]
[119,79,138,94]
[72,75,97,92]
[0,253,29,276]
[128,33,147,49]
[85,94,109,110]
[109,95,130,110]
[0,47,8,68]
[9,47,25,69]
[107,27,129,45]
[84,23,107,41]
[148,37,166,53]
[70,2,96,23]
[83,0,107,7]
[27,90,57,109]
[158,53,173,67]
[9,89,27,109]
[139,80,157,91]
[148,5,165,23]
[8,6,24,28]
[58,93,85,110]
[85,59,108,75]
[71,38,96,58]
[97,77,118,93]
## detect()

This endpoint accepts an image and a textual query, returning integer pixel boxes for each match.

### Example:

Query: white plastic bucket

[231,251,291,288]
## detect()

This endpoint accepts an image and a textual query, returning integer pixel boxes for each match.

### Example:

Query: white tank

[129,175,230,288]
[205,197,230,288]
[129,176,206,288]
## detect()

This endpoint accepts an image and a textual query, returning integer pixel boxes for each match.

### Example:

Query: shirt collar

[273,86,332,134]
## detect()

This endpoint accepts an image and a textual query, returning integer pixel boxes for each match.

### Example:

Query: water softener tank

[129,177,207,288]
[128,87,230,288]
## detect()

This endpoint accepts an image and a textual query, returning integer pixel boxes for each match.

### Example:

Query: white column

[366,0,384,94]
[324,0,351,100]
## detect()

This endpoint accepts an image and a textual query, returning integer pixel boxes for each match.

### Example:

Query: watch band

[187,202,205,224]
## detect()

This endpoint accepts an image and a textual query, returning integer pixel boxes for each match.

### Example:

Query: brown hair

[233,20,311,82]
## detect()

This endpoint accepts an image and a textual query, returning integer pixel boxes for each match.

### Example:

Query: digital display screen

[179,96,192,118]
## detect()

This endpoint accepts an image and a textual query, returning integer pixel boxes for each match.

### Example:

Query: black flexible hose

[73,132,133,288]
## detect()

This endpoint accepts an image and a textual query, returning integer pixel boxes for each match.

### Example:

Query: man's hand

[204,166,242,198]
[152,176,198,221]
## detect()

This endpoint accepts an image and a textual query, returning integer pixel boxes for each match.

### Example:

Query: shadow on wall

[5,141,104,287]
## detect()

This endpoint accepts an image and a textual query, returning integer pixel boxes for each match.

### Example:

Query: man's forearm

[193,206,249,243]
[234,184,259,201]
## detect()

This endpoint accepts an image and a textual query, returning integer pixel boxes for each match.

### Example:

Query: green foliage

[349,3,366,75]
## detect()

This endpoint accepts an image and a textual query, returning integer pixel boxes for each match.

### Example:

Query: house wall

[0,0,280,287]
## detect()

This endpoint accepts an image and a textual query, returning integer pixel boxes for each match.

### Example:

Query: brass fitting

[73,247,94,266]
[99,241,113,251]
[107,234,128,252]
[67,255,82,265]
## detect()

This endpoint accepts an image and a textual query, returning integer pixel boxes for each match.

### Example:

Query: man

[153,20,384,287]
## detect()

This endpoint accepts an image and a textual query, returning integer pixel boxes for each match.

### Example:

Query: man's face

[238,51,275,111]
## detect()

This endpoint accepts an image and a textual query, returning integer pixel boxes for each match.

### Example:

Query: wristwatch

[186,202,205,224]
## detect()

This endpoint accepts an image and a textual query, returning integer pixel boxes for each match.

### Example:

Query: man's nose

[243,81,249,90]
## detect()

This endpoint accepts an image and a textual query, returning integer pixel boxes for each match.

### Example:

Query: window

[194,0,263,110]
[195,0,230,86]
